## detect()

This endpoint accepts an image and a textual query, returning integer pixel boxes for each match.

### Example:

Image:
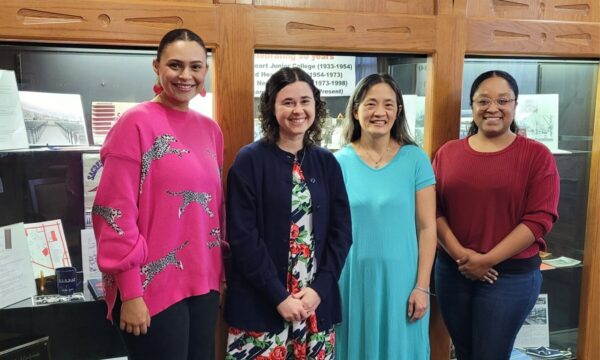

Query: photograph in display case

[515,94,559,152]
[321,113,345,150]
[32,292,85,306]
[514,294,549,348]
[19,91,88,146]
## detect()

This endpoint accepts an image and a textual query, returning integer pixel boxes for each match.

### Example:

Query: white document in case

[542,256,581,268]
[81,228,101,281]
[0,70,28,150]
[25,220,71,278]
[514,293,550,348]
[403,95,426,141]
[0,223,37,308]
[91,101,137,145]
[82,153,103,213]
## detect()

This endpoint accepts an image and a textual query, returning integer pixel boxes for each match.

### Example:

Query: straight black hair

[342,73,415,146]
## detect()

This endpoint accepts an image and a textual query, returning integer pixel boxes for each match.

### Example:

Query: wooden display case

[0,1,598,359]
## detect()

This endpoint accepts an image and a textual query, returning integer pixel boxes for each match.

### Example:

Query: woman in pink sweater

[433,70,560,360]
[92,29,223,360]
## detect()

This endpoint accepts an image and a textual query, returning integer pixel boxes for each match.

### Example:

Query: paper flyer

[0,70,29,150]
[0,223,37,308]
[81,228,101,281]
[542,256,581,268]
[24,220,71,278]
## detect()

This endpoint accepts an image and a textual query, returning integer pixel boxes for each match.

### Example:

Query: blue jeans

[435,252,542,360]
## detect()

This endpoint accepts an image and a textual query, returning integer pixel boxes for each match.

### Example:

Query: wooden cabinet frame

[1,1,598,358]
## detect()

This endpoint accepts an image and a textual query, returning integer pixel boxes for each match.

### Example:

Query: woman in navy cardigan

[224,67,352,359]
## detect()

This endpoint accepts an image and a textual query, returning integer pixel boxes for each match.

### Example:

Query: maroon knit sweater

[433,135,560,259]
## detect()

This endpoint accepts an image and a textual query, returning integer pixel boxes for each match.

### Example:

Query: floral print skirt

[226,161,335,360]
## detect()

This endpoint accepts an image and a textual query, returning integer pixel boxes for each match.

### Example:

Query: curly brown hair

[258,67,326,147]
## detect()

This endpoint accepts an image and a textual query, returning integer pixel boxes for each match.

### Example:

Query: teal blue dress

[334,144,435,360]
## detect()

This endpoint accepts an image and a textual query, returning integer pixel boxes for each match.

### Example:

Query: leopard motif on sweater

[207,227,222,249]
[92,205,124,236]
[140,134,189,193]
[140,240,189,289]
[167,190,214,218]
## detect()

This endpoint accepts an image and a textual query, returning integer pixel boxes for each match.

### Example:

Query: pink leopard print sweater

[92,101,224,320]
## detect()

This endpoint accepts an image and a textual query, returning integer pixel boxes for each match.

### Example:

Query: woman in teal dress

[334,73,437,360]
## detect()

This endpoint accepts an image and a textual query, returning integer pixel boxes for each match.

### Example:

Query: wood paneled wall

[253,0,436,15]
[578,67,600,358]
[465,0,599,22]
[0,1,598,359]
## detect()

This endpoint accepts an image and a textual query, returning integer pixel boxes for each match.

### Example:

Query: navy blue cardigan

[224,140,352,332]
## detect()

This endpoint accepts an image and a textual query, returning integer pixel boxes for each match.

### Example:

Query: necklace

[294,149,306,168]
[362,141,391,169]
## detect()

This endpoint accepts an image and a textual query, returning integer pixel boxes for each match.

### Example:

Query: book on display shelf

[87,278,105,300]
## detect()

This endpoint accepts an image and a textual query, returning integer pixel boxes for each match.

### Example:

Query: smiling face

[471,76,517,138]
[354,82,399,139]
[274,81,316,142]
[153,39,208,111]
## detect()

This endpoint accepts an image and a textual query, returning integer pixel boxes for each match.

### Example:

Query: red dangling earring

[199,86,207,98]
[153,82,163,96]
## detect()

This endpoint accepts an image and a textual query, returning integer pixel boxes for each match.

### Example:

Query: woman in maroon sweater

[432,70,560,360]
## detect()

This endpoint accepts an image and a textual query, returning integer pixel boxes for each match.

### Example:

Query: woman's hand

[457,252,498,282]
[120,297,151,336]
[276,295,309,322]
[408,289,429,322]
[292,287,321,315]
[479,268,499,283]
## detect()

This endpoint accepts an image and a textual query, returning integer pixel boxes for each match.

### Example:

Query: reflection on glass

[253,53,428,149]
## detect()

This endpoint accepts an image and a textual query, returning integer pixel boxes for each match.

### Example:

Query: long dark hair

[468,70,519,136]
[342,73,415,146]
[157,28,207,61]
[259,67,326,147]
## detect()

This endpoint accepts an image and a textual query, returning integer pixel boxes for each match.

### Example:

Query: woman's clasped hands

[276,287,321,322]
[456,249,499,284]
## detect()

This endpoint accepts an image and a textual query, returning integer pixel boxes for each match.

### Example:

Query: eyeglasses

[473,98,516,108]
